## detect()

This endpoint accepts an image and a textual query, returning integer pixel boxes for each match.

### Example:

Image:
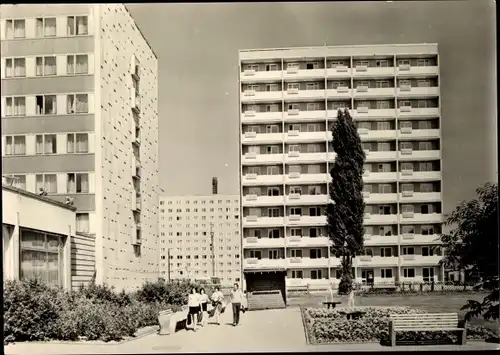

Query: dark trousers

[232,302,241,325]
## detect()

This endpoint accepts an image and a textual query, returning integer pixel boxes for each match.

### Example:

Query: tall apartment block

[159,195,242,285]
[238,44,443,296]
[0,4,160,291]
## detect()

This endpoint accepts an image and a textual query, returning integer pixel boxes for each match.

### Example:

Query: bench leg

[458,329,467,345]
[389,322,396,347]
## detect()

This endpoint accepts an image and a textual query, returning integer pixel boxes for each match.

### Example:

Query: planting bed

[302,306,498,345]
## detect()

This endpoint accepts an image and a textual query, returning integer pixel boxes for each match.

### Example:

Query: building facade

[1,4,160,291]
[238,44,444,291]
[159,195,242,285]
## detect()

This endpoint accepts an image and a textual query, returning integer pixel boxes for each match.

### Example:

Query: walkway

[5,307,499,354]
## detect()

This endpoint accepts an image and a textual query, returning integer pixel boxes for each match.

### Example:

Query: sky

[127,1,497,213]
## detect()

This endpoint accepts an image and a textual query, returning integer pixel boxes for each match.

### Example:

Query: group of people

[187,283,248,331]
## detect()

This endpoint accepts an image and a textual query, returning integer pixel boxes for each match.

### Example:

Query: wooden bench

[322,301,342,309]
[389,313,467,347]
[158,306,189,335]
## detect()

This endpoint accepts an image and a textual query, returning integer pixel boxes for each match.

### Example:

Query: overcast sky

[127,1,497,212]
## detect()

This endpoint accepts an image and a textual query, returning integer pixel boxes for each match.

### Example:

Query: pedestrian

[199,288,209,327]
[230,282,244,326]
[187,287,200,331]
[210,286,224,325]
[348,286,356,308]
[241,290,248,313]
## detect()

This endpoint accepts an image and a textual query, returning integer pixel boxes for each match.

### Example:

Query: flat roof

[238,43,439,53]
[2,184,77,211]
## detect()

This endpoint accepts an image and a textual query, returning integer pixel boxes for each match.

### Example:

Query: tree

[327,109,366,295]
[439,182,499,322]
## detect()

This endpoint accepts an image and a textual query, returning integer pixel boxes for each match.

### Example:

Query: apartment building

[238,44,444,293]
[159,195,242,285]
[0,4,160,291]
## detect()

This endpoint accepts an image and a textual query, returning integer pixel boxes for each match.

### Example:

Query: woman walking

[210,286,224,325]
[187,287,201,331]
[199,288,209,327]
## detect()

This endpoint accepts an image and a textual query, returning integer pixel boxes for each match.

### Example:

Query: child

[241,290,248,313]
[347,287,355,308]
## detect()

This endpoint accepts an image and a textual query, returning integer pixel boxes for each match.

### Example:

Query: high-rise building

[238,44,443,293]
[1,4,160,291]
[159,195,242,285]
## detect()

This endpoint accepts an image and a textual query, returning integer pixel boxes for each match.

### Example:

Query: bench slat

[391,313,458,318]
[394,322,458,326]
[394,327,463,331]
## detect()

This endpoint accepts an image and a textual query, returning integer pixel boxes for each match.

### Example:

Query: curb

[299,307,311,345]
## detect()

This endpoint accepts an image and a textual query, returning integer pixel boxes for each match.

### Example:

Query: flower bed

[302,306,497,345]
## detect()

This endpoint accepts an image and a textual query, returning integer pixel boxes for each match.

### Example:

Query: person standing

[210,286,224,325]
[230,283,244,326]
[187,287,200,331]
[198,288,209,327]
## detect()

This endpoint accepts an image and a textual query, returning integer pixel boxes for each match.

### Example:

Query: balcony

[351,108,397,119]
[240,90,283,102]
[283,68,325,80]
[286,235,329,247]
[283,89,325,101]
[131,95,141,114]
[399,255,443,266]
[400,212,443,224]
[398,191,442,203]
[398,107,440,118]
[243,258,286,271]
[287,257,329,268]
[363,192,398,204]
[397,86,439,98]
[353,87,395,99]
[240,69,283,82]
[243,216,284,227]
[135,198,142,211]
[364,213,398,225]
[242,153,283,165]
[400,233,441,245]
[243,237,286,249]
[285,109,326,122]
[132,159,141,179]
[286,131,328,144]
[242,194,285,207]
[398,171,442,182]
[355,255,399,267]
[325,65,351,78]
[363,234,399,246]
[363,171,398,183]
[241,132,284,145]
[396,65,439,77]
[241,111,282,124]
[326,87,352,99]
[397,149,441,161]
[398,128,440,140]
[286,278,332,288]
[285,194,328,206]
[353,66,395,78]
[285,152,328,164]
[286,215,327,226]
[357,129,397,141]
[363,151,398,163]
[242,173,284,186]
[285,173,330,185]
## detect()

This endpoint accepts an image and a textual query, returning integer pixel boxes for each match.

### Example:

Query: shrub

[78,283,132,307]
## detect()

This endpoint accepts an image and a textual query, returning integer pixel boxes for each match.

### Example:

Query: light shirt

[188,293,200,307]
[199,293,209,303]
[211,290,224,303]
[230,289,243,304]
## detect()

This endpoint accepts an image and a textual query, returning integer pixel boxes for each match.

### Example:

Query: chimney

[212,177,218,195]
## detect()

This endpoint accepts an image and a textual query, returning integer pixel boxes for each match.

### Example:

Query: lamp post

[209,223,215,278]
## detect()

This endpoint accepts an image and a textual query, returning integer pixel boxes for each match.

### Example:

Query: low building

[2,183,76,289]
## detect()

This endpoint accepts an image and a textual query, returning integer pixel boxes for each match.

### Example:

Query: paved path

[5,307,499,354]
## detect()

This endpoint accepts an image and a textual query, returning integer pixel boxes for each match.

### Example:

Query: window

[268,250,279,259]
[288,144,300,153]
[287,82,299,90]
[418,120,432,130]
[265,104,279,112]
[401,183,414,193]
[5,175,26,190]
[249,250,261,259]
[377,121,390,130]
[376,60,389,67]
[378,143,391,152]
[311,270,323,279]
[67,173,89,193]
[307,165,321,174]
[247,84,259,92]
[20,229,63,287]
[306,82,319,90]
[6,19,26,39]
[5,135,26,155]
[403,268,415,278]
[67,133,89,153]
[268,208,280,217]
[400,141,413,150]
[245,64,259,71]
[381,269,393,278]
[5,58,26,78]
[331,61,344,68]
[268,229,280,239]
[265,84,279,92]
[402,247,415,255]
[291,270,303,278]
[67,94,89,113]
[266,125,279,133]
[380,247,392,257]
[309,228,319,238]
[265,64,278,71]
[420,183,434,193]
[356,60,369,67]
[290,186,302,195]
[419,162,433,172]
[399,100,411,108]
[416,59,431,67]
[402,205,414,214]
[67,54,89,75]
[417,100,428,108]
[423,267,435,282]
[36,17,56,37]
[288,103,300,111]
[289,165,301,174]
[376,101,390,109]
[35,134,57,154]
[417,80,431,88]
[421,204,432,214]
[398,59,410,66]
[67,16,88,36]
[267,187,280,196]
[309,207,321,217]
[290,228,302,237]
[76,213,90,233]
[4,97,26,117]
[36,56,57,76]
[418,141,433,151]
[308,186,321,195]
[379,205,391,215]
[290,207,302,216]
[307,103,320,111]
[421,226,434,235]
[266,145,279,154]
[289,124,300,132]
[363,248,373,256]
[35,95,57,115]
[310,249,322,259]
[306,62,319,70]
[401,162,413,172]
[422,246,435,257]
[35,174,57,193]
[306,144,320,153]
[266,166,279,175]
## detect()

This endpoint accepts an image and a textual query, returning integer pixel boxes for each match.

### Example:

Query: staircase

[248,290,286,310]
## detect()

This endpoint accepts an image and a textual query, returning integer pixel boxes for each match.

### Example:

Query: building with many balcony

[1,4,160,291]
[159,195,242,285]
[238,44,444,298]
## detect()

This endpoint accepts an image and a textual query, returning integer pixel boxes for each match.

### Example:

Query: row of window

[3,94,90,116]
[4,173,90,194]
[288,267,435,280]
[161,207,240,213]
[166,270,240,278]
[3,54,90,78]
[243,79,434,92]
[4,133,90,156]
[4,16,89,39]
[160,199,239,205]
[161,225,240,231]
[243,59,435,72]
[165,255,240,261]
